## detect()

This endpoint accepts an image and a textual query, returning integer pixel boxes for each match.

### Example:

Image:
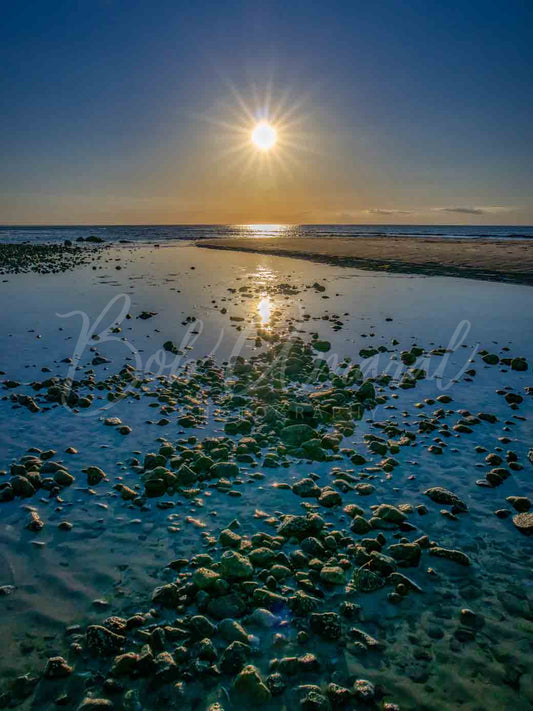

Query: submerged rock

[428,546,471,566]
[310,612,342,640]
[424,486,467,511]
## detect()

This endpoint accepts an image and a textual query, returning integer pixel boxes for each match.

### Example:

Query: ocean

[0,223,532,244]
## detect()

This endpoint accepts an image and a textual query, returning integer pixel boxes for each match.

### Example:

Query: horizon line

[1,222,532,229]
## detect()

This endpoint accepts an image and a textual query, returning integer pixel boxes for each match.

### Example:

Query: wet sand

[199,236,533,285]
[0,243,532,710]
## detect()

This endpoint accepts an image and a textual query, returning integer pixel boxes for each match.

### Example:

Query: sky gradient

[1,0,532,225]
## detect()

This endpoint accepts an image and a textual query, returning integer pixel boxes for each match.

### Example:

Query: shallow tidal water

[0,243,532,710]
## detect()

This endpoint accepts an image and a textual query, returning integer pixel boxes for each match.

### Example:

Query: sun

[251,121,277,151]
[200,80,309,176]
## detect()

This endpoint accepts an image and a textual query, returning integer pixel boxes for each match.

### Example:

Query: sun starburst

[195,78,313,180]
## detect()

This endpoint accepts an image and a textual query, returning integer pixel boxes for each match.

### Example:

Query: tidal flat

[0,242,532,711]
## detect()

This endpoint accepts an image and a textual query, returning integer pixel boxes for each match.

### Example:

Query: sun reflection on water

[257,295,273,327]
[237,224,291,238]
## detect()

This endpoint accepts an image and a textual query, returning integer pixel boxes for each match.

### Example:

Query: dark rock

[86,625,125,656]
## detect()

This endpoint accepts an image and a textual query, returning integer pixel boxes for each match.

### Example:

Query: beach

[0,241,532,711]
[198,236,533,285]
[3,0,532,707]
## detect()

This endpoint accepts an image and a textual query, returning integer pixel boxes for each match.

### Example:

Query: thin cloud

[435,207,485,215]
[366,208,413,215]
[432,206,514,215]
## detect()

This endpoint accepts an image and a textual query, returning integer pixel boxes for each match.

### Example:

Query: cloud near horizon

[435,207,485,215]
[362,206,518,218]
[365,208,413,215]
[432,206,514,215]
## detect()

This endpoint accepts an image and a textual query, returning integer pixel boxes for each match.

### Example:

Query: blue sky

[1,0,531,224]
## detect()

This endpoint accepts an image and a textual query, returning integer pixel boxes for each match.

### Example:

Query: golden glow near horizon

[251,121,277,151]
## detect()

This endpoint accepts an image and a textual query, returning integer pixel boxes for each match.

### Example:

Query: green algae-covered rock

[220,551,253,580]
[232,665,272,703]
[280,424,316,447]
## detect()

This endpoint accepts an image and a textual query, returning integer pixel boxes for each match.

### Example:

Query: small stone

[326,683,352,706]
[86,466,106,485]
[219,528,242,547]
[428,546,471,566]
[44,656,73,678]
[317,489,342,508]
[350,516,371,534]
[193,567,220,590]
[153,651,178,682]
[25,511,44,531]
[250,608,281,627]
[220,640,250,673]
[513,512,533,535]
[86,625,125,656]
[220,551,253,580]
[207,593,246,619]
[507,496,531,513]
[319,566,345,585]
[424,486,467,511]
[374,503,406,525]
[355,482,375,496]
[292,478,321,498]
[77,699,114,710]
[353,679,375,701]
[266,672,287,695]
[388,542,421,567]
[310,612,342,640]
[511,357,528,371]
[495,508,512,519]
[280,424,316,447]
[197,637,217,662]
[218,618,249,644]
[111,652,140,676]
[104,417,122,426]
[301,690,331,710]
[232,664,271,703]
[189,615,217,639]
[248,546,276,568]
[460,609,483,628]
[11,476,35,497]
[54,469,75,486]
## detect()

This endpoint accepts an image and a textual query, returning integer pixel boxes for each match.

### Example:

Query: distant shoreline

[198,236,533,286]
